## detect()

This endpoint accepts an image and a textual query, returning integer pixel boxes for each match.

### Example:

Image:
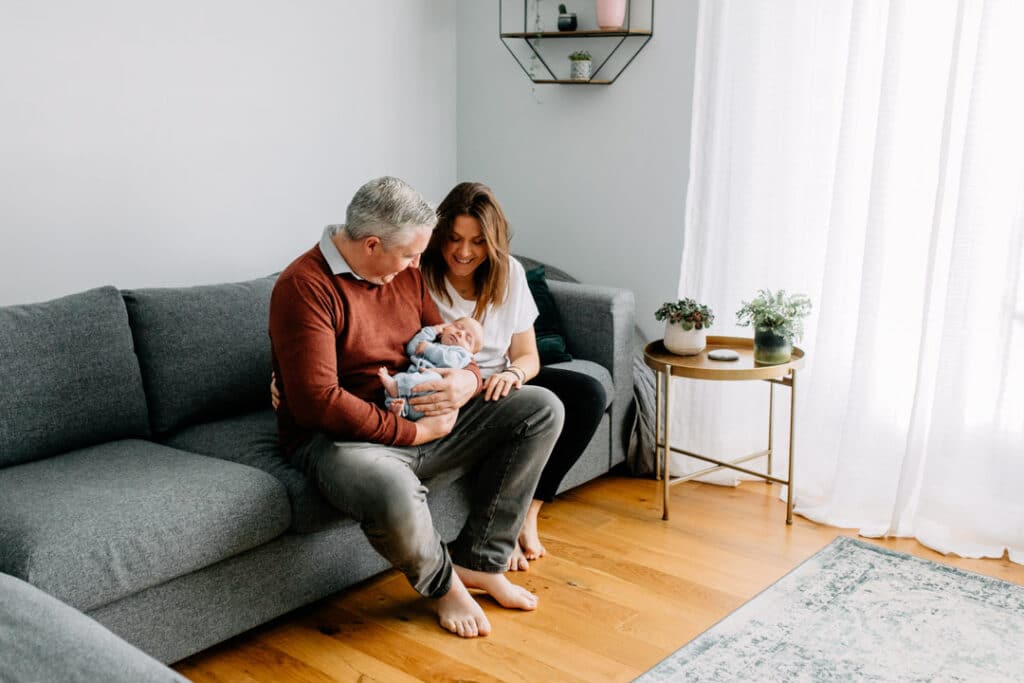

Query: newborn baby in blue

[377,316,485,420]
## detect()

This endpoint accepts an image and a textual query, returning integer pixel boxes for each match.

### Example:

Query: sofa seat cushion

[164,411,481,535]
[0,286,150,468]
[0,439,290,612]
[163,411,343,534]
[544,358,614,411]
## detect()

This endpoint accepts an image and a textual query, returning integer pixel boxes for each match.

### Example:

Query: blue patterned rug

[636,536,1024,682]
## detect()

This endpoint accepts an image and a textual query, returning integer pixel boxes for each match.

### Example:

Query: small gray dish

[708,349,740,361]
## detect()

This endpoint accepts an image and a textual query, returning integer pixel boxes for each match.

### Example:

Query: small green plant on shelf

[569,50,592,61]
[735,289,812,342]
[654,298,715,331]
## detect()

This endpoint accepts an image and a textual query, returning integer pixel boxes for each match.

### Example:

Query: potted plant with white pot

[569,50,592,80]
[735,289,812,365]
[655,298,715,356]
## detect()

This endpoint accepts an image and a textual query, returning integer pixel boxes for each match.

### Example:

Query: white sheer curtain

[674,0,1024,563]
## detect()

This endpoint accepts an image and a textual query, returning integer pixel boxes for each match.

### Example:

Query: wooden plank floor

[174,476,1024,682]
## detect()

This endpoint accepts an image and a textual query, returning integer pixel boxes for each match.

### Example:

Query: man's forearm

[286,382,417,445]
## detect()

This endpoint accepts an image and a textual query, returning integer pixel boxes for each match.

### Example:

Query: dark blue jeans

[291,386,563,598]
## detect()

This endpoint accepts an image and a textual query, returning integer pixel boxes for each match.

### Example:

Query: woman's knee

[535,369,607,417]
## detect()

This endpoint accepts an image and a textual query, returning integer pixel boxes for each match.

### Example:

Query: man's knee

[507,385,565,437]
[314,443,419,519]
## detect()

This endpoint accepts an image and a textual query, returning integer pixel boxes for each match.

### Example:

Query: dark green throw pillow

[525,265,573,364]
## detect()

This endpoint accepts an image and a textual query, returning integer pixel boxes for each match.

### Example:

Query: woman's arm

[483,327,541,401]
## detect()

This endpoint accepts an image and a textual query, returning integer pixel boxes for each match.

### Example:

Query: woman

[421,182,607,571]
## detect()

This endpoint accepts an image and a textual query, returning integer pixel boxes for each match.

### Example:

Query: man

[269,177,563,638]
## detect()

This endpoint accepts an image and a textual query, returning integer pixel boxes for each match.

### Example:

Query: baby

[377,316,485,420]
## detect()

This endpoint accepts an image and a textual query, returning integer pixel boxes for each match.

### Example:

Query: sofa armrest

[547,280,636,465]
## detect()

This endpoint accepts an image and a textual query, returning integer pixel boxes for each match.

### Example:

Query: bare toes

[507,543,529,572]
[518,530,546,561]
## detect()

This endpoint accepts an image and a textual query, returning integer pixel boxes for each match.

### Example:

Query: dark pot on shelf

[558,13,578,31]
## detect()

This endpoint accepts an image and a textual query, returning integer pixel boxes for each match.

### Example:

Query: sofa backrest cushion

[525,265,573,365]
[0,287,150,468]
[123,276,275,435]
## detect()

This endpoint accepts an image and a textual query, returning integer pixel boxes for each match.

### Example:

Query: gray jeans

[291,385,564,598]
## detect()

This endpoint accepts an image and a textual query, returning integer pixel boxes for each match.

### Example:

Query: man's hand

[270,373,281,411]
[411,411,458,445]
[408,367,477,416]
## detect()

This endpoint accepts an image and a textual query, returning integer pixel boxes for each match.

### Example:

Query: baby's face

[440,318,483,353]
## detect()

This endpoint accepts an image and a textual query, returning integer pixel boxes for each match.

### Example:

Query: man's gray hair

[341,176,437,248]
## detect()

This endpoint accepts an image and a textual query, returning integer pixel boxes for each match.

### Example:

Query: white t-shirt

[430,257,539,379]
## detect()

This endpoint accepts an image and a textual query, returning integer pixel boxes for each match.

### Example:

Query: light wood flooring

[174,476,1024,682]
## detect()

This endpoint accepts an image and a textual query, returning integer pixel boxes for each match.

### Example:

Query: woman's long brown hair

[421,182,511,322]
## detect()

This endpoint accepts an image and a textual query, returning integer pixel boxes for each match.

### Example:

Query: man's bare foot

[506,542,529,572]
[519,499,546,560]
[434,571,491,638]
[377,367,398,398]
[455,564,538,610]
[388,398,405,416]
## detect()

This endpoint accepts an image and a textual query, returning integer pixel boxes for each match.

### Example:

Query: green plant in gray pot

[736,289,812,365]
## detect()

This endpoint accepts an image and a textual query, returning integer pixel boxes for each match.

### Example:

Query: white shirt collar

[318,224,363,280]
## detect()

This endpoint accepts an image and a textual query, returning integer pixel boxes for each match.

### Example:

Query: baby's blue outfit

[386,326,474,420]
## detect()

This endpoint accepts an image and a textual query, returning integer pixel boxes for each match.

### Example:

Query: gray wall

[0,0,699,336]
[0,1,456,305]
[456,1,699,341]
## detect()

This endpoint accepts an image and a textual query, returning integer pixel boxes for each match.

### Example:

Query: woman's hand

[482,370,522,401]
[408,367,478,416]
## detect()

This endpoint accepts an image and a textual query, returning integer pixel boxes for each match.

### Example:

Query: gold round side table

[643,336,805,524]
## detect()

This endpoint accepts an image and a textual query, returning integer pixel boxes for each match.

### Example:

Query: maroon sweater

[269,245,481,454]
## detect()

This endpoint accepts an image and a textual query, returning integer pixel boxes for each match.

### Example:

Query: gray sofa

[0,269,635,666]
[0,572,187,682]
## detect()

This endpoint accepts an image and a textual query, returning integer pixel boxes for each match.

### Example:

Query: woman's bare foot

[455,564,538,610]
[518,499,546,560]
[377,367,399,397]
[434,571,491,638]
[506,542,529,572]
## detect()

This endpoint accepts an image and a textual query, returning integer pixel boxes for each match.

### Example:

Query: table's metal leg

[654,366,662,482]
[662,364,672,521]
[786,369,797,525]
[767,382,775,483]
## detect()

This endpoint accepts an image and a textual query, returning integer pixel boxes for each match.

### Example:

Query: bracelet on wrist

[506,365,526,382]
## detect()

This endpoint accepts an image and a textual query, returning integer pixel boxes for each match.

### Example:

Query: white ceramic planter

[664,323,707,356]
[570,60,592,80]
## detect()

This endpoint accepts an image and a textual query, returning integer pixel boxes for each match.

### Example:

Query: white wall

[0,1,456,306]
[456,1,699,341]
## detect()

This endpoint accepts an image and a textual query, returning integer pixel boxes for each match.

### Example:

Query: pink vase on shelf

[595,0,627,29]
